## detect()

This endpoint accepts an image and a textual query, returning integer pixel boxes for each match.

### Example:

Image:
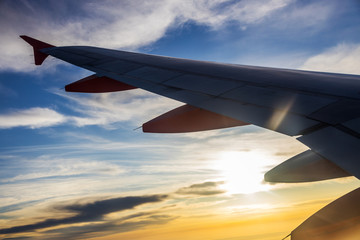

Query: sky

[0,0,360,239]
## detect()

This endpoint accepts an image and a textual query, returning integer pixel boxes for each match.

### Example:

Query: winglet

[20,35,55,65]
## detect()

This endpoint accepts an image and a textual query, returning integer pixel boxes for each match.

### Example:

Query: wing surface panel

[221,86,336,115]
[308,99,360,125]
[48,48,95,65]
[126,66,183,83]
[343,117,360,134]
[164,74,241,96]
[95,59,142,74]
[195,97,318,135]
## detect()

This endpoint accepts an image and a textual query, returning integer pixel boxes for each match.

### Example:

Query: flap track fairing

[142,104,248,133]
[265,150,351,183]
[65,74,137,93]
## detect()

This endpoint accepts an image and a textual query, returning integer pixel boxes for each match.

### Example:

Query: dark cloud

[2,237,32,240]
[2,212,176,240]
[0,194,167,234]
[41,213,176,240]
[0,181,225,237]
[176,181,225,196]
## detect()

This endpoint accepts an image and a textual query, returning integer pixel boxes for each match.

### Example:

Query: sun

[212,151,273,194]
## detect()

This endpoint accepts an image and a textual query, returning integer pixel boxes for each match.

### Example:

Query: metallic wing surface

[21,36,360,238]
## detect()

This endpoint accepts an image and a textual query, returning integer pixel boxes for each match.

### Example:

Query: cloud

[176,181,225,196]
[1,156,125,183]
[274,0,336,29]
[0,194,167,234]
[223,0,292,25]
[0,107,66,129]
[0,180,228,238]
[54,89,182,128]
[2,237,32,240]
[0,90,180,130]
[39,214,175,240]
[0,0,293,72]
[301,43,360,74]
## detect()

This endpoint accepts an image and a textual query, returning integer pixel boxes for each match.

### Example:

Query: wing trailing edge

[142,104,249,133]
[20,35,55,65]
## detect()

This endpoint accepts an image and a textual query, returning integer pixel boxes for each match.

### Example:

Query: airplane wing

[21,35,360,237]
[20,35,360,182]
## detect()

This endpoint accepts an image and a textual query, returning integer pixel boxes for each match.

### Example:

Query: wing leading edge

[21,35,360,238]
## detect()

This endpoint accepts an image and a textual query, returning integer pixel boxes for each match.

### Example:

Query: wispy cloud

[0,0,295,72]
[53,89,181,128]
[301,43,360,74]
[0,89,180,129]
[274,0,336,29]
[1,156,125,183]
[176,181,225,196]
[0,107,66,129]
[222,0,292,26]
[0,124,306,210]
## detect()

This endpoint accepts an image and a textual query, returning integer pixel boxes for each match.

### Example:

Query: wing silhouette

[21,35,360,238]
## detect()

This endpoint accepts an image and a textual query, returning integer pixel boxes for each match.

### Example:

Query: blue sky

[1,0,360,239]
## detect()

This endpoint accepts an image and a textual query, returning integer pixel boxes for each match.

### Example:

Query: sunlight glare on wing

[212,151,273,194]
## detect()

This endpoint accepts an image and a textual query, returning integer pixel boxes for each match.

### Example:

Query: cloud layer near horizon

[0,180,226,237]
[0,194,168,238]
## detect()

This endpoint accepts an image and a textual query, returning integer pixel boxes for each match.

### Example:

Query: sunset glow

[213,151,272,194]
[1,1,360,239]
